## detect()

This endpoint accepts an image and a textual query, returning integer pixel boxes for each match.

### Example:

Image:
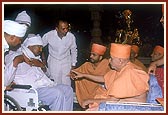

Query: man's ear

[135,53,138,58]
[56,27,58,31]
[99,55,103,61]
[108,57,111,62]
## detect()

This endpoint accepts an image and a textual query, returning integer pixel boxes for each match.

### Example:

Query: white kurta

[42,30,77,85]
[4,50,21,87]
[14,62,55,89]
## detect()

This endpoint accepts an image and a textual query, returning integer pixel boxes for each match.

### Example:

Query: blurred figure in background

[148,4,164,96]
[130,45,147,72]
[148,4,164,74]
[150,45,164,96]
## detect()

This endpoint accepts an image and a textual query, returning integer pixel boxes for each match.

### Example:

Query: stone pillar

[90,5,103,43]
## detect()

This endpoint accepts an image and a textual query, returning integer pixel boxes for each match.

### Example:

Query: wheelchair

[4,84,50,111]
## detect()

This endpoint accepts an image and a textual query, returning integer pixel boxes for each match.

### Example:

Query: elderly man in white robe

[5,34,73,111]
[4,20,27,88]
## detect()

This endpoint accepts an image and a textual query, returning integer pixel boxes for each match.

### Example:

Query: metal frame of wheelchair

[4,85,50,111]
[4,94,22,111]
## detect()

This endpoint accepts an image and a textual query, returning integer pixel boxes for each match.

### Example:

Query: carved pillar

[90,5,103,43]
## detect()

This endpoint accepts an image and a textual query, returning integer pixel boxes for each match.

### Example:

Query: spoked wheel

[4,95,22,111]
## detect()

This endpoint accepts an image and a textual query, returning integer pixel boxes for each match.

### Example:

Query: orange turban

[131,45,139,54]
[110,43,131,58]
[91,43,107,55]
[153,45,164,55]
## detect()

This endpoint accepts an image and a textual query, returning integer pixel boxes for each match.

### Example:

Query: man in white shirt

[42,19,77,86]
[4,20,27,87]
[5,34,73,111]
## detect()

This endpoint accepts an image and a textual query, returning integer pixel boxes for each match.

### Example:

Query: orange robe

[74,59,111,106]
[132,58,147,73]
[95,62,149,101]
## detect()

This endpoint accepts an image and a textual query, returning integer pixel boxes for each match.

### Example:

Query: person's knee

[68,86,73,94]
[55,84,73,96]
[66,86,73,98]
[53,87,64,97]
[65,85,73,94]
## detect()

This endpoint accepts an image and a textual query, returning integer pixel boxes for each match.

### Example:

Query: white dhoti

[37,84,73,111]
[47,55,72,86]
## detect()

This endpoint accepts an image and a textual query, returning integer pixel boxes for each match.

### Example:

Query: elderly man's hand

[69,71,77,80]
[81,99,93,108]
[22,53,32,65]
[5,82,16,91]
[13,55,24,67]
[69,70,84,80]
[148,62,157,75]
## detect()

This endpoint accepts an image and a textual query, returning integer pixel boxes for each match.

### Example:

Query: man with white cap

[71,43,149,110]
[69,43,111,107]
[5,34,73,111]
[4,20,27,53]
[4,20,27,88]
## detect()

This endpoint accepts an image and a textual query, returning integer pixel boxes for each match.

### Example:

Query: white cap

[4,20,27,38]
[15,11,31,27]
[23,34,43,47]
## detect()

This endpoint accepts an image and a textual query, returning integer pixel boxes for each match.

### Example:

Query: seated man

[149,45,164,96]
[70,43,111,107]
[148,4,164,76]
[130,45,147,72]
[5,34,73,111]
[71,43,149,110]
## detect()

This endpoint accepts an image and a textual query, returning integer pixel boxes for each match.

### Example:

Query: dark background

[4,3,164,62]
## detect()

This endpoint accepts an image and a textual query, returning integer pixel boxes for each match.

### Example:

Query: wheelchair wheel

[4,94,22,111]
[38,105,50,111]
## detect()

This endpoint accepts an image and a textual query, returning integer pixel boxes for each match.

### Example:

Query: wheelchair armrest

[11,84,32,89]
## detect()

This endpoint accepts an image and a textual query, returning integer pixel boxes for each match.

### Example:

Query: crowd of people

[3,4,165,111]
